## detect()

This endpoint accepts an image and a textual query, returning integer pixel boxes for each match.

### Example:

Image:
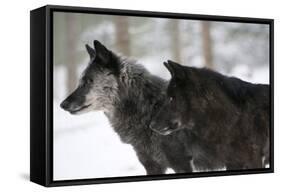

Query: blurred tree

[210,22,269,73]
[65,14,79,93]
[201,21,214,69]
[129,17,156,57]
[169,20,182,63]
[114,16,130,55]
[54,13,66,66]
[54,13,111,95]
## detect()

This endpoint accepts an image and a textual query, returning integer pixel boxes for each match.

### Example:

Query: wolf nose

[60,100,70,110]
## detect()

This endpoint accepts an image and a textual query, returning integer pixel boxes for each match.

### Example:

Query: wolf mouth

[70,104,92,114]
[150,126,174,136]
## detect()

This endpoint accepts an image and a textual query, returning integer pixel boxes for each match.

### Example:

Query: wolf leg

[166,154,193,173]
[169,160,193,173]
[136,151,167,175]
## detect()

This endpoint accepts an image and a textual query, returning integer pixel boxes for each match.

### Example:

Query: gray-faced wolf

[60,40,194,174]
[150,60,270,170]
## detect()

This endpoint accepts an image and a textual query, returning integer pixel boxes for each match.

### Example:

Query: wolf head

[60,40,120,115]
[150,60,196,135]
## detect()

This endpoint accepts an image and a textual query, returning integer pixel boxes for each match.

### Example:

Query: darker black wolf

[60,41,194,174]
[150,60,270,170]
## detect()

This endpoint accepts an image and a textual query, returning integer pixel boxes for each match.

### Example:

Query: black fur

[150,60,270,170]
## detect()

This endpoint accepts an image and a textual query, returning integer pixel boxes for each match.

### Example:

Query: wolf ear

[85,44,96,58]
[164,60,185,78]
[93,40,110,63]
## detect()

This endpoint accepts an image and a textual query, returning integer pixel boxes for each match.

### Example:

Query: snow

[54,102,146,180]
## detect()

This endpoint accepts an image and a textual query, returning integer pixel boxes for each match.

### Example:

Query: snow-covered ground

[53,62,269,181]
[54,104,146,180]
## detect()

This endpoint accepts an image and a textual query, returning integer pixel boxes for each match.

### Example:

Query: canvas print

[53,11,270,181]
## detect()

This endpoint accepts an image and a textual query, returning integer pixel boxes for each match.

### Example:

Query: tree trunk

[201,21,214,69]
[65,14,78,93]
[170,20,182,63]
[114,16,130,55]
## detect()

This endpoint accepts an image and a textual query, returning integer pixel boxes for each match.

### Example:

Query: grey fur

[60,40,194,174]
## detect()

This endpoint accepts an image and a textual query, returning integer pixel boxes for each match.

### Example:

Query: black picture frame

[30,4,274,187]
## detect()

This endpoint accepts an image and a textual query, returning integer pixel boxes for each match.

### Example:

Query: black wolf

[150,60,270,170]
[60,41,194,174]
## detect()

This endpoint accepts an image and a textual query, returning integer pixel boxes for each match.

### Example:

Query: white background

[0,0,280,191]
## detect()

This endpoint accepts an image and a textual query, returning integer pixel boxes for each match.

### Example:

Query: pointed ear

[164,60,185,78]
[163,61,175,77]
[93,40,110,63]
[85,44,96,58]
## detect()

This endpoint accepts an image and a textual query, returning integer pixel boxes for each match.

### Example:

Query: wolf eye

[154,102,161,109]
